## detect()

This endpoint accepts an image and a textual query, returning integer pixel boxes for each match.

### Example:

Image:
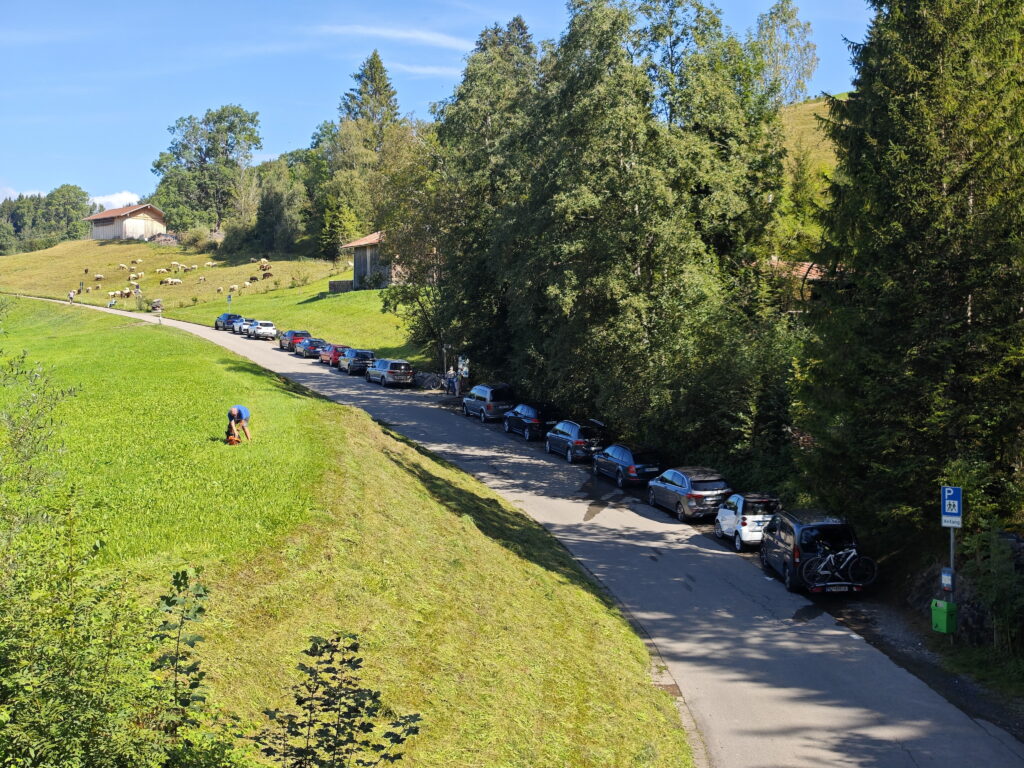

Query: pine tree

[801,0,1024,535]
[340,50,400,150]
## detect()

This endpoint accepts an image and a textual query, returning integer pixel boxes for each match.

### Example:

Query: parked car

[647,467,732,522]
[318,343,349,366]
[503,402,562,441]
[248,320,277,340]
[338,348,375,374]
[214,312,241,330]
[759,509,860,592]
[592,444,661,488]
[294,338,326,358]
[278,330,312,351]
[462,384,516,422]
[366,359,415,387]
[714,492,782,551]
[545,419,606,463]
[231,317,256,334]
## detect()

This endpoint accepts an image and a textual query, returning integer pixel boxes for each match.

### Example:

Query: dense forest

[0,185,99,254]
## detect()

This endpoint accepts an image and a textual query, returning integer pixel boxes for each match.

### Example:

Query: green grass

[1,298,691,767]
[0,238,424,365]
[165,275,425,365]
[780,95,843,173]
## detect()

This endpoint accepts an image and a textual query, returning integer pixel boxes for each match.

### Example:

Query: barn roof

[84,203,164,222]
[341,231,383,248]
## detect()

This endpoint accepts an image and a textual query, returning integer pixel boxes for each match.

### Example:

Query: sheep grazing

[155,268,168,274]
[249,257,257,263]
[130,258,142,265]
[170,261,180,266]
[204,261,215,267]
[243,281,251,288]
[198,276,207,283]
[137,271,144,278]
[228,284,239,292]
[93,274,105,281]
[216,287,224,293]
[129,273,138,281]
[248,275,260,283]
[108,291,116,298]
[258,262,272,271]
[260,272,273,280]
[118,263,128,270]
[84,287,91,293]
[191,264,198,270]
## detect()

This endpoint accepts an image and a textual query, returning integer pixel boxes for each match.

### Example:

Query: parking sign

[941,486,963,529]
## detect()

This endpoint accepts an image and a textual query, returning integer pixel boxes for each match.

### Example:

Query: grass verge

[1,298,692,767]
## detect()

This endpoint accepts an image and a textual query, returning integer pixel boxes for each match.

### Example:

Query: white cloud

[90,191,140,209]
[390,62,463,77]
[0,186,43,201]
[314,24,473,52]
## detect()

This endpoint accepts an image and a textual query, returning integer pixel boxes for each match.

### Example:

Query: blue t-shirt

[228,405,250,422]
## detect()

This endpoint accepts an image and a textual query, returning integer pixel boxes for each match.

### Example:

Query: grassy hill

[1,298,691,767]
[780,94,847,174]
[0,238,424,364]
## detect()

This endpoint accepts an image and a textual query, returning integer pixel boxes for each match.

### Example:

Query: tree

[754,0,819,106]
[151,105,262,230]
[340,51,400,151]
[252,159,309,253]
[800,0,1024,537]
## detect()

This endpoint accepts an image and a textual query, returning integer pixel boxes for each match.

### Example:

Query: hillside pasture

[0,298,691,767]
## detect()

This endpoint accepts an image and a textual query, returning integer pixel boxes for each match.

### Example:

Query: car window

[391,362,411,371]
[471,386,484,397]
[744,500,780,516]
[552,422,568,435]
[692,479,729,491]
[800,525,855,552]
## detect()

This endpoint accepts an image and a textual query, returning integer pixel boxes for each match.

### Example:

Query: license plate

[826,585,849,593]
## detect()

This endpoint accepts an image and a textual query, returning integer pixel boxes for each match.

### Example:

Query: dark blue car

[591,444,661,488]
[293,338,326,358]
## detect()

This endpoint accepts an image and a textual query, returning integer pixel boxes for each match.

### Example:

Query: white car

[248,320,277,340]
[714,493,782,552]
[231,317,255,334]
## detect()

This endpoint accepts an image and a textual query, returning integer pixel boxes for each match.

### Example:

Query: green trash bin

[931,599,957,634]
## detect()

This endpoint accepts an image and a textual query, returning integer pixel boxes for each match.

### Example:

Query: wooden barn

[342,231,402,289]
[84,203,166,241]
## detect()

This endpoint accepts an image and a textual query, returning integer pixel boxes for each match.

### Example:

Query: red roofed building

[341,231,402,289]
[83,203,166,241]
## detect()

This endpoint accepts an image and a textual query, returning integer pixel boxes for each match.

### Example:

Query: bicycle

[799,543,877,587]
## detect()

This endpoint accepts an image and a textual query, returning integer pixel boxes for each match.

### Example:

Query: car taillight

[793,544,801,564]
[627,465,638,476]
[740,516,748,527]
[573,440,587,446]
[486,404,493,411]
[528,418,540,423]
[686,493,699,500]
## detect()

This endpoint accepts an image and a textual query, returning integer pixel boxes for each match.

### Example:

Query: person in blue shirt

[226,405,251,442]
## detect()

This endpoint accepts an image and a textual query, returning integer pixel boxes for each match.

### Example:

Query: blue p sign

[941,486,962,528]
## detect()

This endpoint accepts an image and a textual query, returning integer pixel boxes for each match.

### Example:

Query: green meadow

[1,298,691,767]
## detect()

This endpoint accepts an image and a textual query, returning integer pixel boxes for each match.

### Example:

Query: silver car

[647,467,732,522]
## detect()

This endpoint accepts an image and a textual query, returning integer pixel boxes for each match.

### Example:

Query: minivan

[462,384,515,422]
[759,509,859,592]
[366,359,415,387]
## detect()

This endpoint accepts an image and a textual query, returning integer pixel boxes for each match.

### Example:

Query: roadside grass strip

[0,298,692,768]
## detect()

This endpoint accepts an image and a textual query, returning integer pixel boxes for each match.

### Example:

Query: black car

[503,402,562,441]
[294,338,327,358]
[647,467,732,522]
[591,444,661,488]
[338,348,375,374]
[760,509,860,592]
[278,330,312,351]
[545,419,605,463]
[214,312,242,330]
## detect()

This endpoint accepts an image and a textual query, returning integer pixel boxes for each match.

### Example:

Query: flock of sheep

[70,257,275,301]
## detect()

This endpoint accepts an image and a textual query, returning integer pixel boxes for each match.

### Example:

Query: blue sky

[0,1,871,208]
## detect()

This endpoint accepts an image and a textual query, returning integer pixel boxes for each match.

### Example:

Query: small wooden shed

[84,203,166,241]
[342,231,402,289]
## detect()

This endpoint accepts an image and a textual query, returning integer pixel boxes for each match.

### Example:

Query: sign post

[934,486,963,635]
[227,293,232,305]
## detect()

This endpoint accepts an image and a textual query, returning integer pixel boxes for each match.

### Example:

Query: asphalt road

[53,303,1024,768]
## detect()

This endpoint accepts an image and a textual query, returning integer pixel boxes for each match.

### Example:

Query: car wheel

[463,405,470,417]
[523,427,533,441]
[503,419,511,433]
[783,564,797,592]
[565,446,574,464]
[544,440,552,454]
[592,461,600,479]
[479,410,487,423]
[647,488,657,508]
[714,519,724,538]
[734,532,744,553]
[675,502,687,522]
[615,471,625,489]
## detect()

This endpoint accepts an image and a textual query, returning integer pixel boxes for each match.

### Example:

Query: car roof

[672,466,723,479]
[780,508,848,525]
[741,492,779,501]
